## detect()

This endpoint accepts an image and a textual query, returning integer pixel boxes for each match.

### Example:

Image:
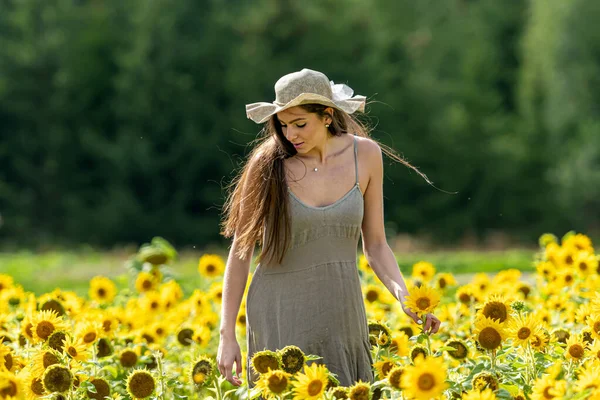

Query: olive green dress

[245,135,374,390]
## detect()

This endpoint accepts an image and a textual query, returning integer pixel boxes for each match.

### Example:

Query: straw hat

[245,68,367,124]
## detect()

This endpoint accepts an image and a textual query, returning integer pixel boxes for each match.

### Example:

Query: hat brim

[245,93,366,124]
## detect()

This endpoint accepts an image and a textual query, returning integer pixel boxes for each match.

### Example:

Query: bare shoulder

[354,135,383,167]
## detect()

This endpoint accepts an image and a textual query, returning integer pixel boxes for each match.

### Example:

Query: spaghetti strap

[353,135,359,187]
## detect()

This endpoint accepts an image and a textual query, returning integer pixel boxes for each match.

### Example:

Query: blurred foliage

[0,0,598,249]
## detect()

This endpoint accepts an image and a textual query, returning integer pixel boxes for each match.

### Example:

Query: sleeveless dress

[245,135,374,390]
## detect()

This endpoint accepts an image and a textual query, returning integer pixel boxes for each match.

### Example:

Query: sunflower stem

[490,349,497,373]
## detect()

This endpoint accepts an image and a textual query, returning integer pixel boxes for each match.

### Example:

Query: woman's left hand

[402,306,441,335]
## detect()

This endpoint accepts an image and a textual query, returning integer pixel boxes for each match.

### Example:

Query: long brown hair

[220,104,431,267]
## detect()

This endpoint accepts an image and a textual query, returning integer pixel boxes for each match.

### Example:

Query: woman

[217,68,441,389]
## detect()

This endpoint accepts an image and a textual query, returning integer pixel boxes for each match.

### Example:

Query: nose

[283,127,296,142]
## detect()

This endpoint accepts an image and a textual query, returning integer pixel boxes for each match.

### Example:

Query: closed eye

[281,123,306,128]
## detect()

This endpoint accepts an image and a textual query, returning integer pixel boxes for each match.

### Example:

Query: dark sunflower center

[564,274,573,283]
[31,377,45,395]
[382,361,393,376]
[416,297,431,310]
[44,366,72,393]
[256,356,279,374]
[177,328,194,346]
[97,288,106,297]
[142,280,153,290]
[389,369,403,389]
[43,352,60,368]
[4,353,13,370]
[120,350,138,367]
[518,327,531,340]
[543,386,554,399]
[88,379,110,400]
[438,278,447,289]
[102,320,112,332]
[267,374,288,393]
[565,255,574,265]
[569,344,584,359]
[0,380,17,397]
[479,327,502,350]
[206,264,216,273]
[482,302,508,323]
[579,262,588,271]
[68,346,77,357]
[417,373,435,390]
[447,341,468,359]
[459,293,471,304]
[36,321,55,340]
[83,332,97,343]
[593,321,600,335]
[128,372,155,398]
[307,380,323,396]
[366,290,379,302]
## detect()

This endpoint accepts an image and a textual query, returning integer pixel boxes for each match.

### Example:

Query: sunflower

[435,273,457,290]
[588,339,600,361]
[444,339,469,360]
[530,375,566,400]
[367,321,392,348]
[373,357,396,379]
[278,345,306,375]
[403,285,441,316]
[472,372,499,391]
[410,345,428,362]
[188,355,216,387]
[536,261,556,281]
[0,275,14,292]
[564,334,587,361]
[358,254,372,274]
[30,310,69,344]
[135,272,158,293]
[95,338,113,358]
[479,294,512,324]
[255,368,291,399]
[88,276,117,304]
[474,317,507,351]
[412,261,436,283]
[347,380,370,400]
[198,254,225,278]
[390,332,410,357]
[364,285,382,303]
[563,233,594,253]
[0,344,14,372]
[400,355,447,400]
[86,377,111,400]
[586,313,600,340]
[456,286,474,305]
[41,364,72,394]
[508,314,542,347]
[118,348,139,368]
[0,371,21,399]
[192,326,211,347]
[530,330,550,352]
[46,330,68,352]
[208,282,223,304]
[251,350,282,375]
[31,348,63,378]
[329,386,349,399]
[574,251,598,277]
[387,366,404,390]
[19,367,45,400]
[575,361,600,394]
[462,388,497,400]
[62,335,90,362]
[126,369,156,399]
[291,363,329,400]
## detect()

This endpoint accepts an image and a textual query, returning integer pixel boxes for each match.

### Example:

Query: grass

[0,246,537,297]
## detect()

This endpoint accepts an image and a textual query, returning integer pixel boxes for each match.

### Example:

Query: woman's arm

[219,238,253,339]
[359,138,440,334]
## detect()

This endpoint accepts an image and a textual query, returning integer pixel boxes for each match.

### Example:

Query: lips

[293,142,304,148]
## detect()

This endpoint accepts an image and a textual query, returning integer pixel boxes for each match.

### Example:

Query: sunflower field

[0,231,599,399]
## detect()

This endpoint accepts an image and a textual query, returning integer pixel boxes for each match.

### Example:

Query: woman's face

[276,106,332,152]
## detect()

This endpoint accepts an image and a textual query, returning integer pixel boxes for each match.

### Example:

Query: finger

[225,363,235,385]
[234,354,243,384]
[423,314,432,333]
[431,317,441,334]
